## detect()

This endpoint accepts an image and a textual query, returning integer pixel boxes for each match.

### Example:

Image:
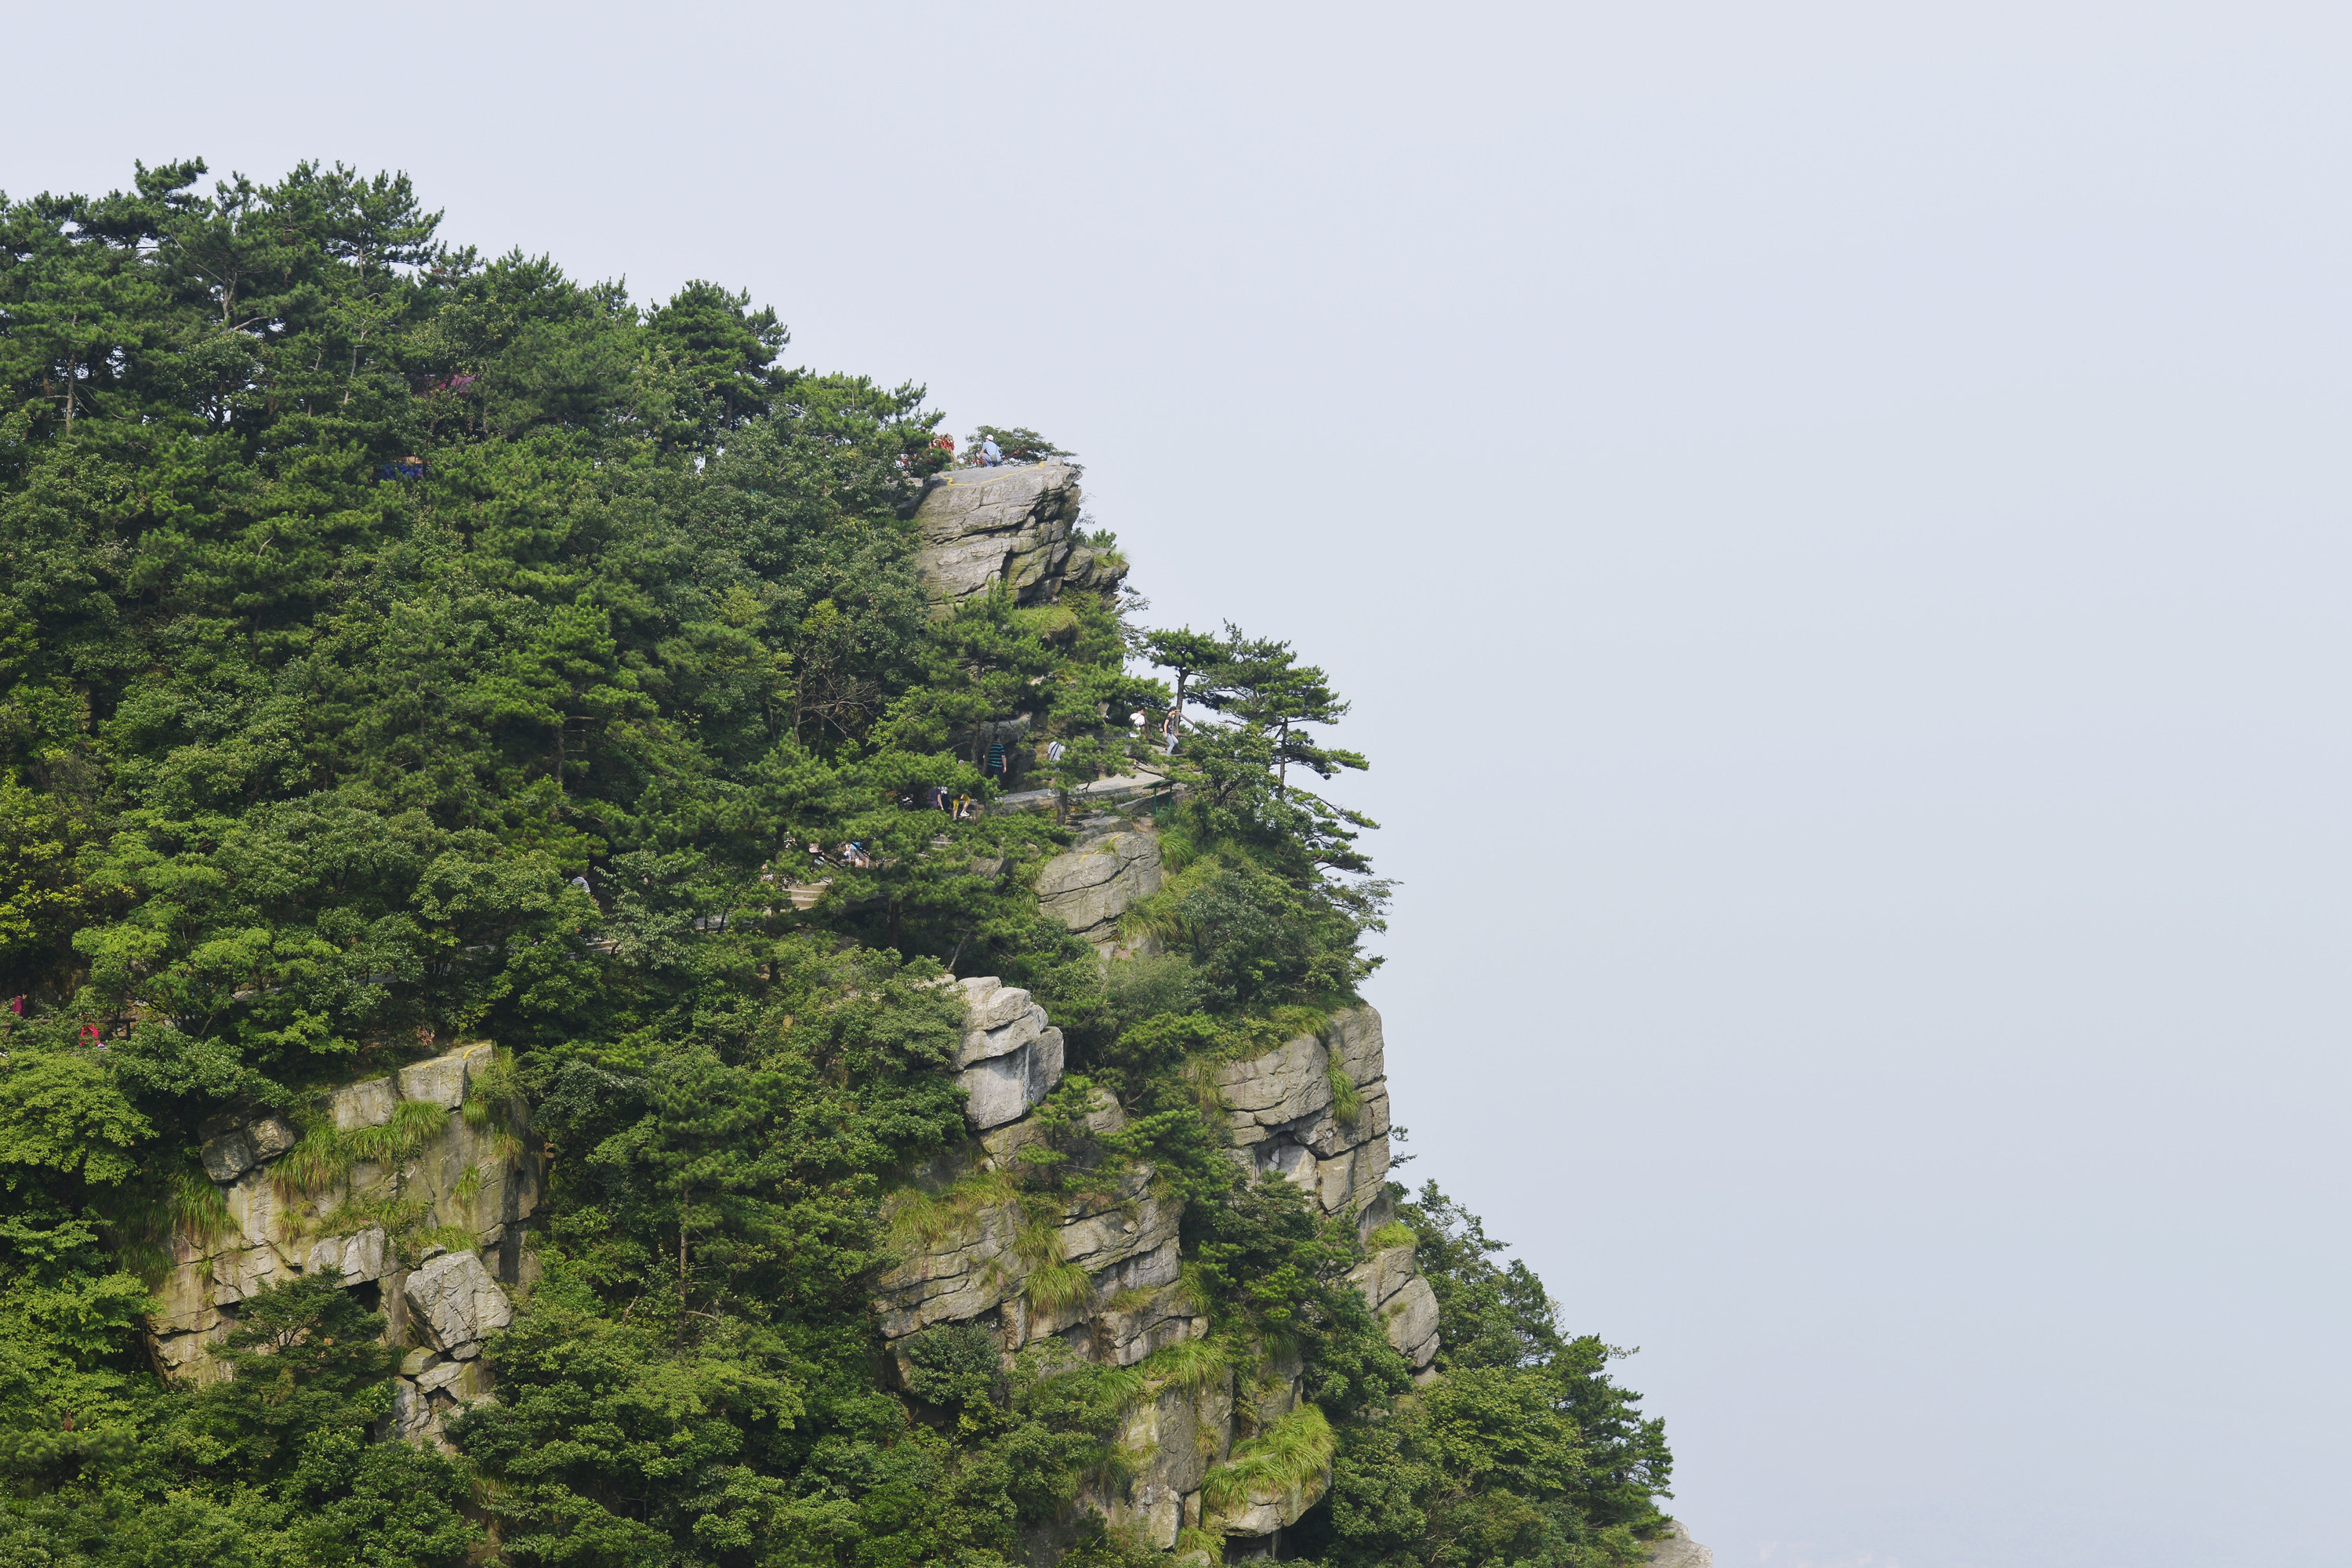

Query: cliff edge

[911,461,1126,609]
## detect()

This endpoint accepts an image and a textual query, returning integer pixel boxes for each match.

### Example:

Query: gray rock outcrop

[877,996,1427,1554]
[912,462,1094,609]
[1348,1243,1439,1372]
[397,1041,490,1109]
[876,1148,1188,1352]
[403,1248,514,1358]
[1210,1467,1332,1541]
[1645,1521,1715,1566]
[198,1115,296,1181]
[952,976,1066,1128]
[1215,1004,1397,1235]
[1103,1376,1236,1548]
[1035,818,1163,954]
[142,1039,542,1446]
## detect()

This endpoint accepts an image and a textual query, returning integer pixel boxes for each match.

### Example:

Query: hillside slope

[0,159,1679,1568]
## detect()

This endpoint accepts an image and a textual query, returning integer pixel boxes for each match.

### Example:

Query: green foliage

[898,1323,1001,1411]
[278,1099,447,1193]
[1134,1335,1231,1396]
[0,1269,477,1566]
[1282,1185,1675,1567]
[0,1040,151,1187]
[0,156,1670,1567]
[1328,1060,1363,1124]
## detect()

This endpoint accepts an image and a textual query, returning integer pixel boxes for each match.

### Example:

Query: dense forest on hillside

[0,159,1671,1567]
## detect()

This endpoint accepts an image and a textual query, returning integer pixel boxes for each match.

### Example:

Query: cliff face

[1033,816,1163,956]
[143,1041,542,1443]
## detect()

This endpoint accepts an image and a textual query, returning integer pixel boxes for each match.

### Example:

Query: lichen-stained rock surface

[874,1159,1185,1346]
[1094,1372,1236,1549]
[140,1040,542,1407]
[397,1040,490,1109]
[1035,818,1163,953]
[911,461,1084,608]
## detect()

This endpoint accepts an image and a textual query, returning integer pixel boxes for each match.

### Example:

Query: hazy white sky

[15,3,2352,1563]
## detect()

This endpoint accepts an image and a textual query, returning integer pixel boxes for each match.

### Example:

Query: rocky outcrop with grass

[875,1053,1191,1362]
[871,913,1436,1555]
[142,1040,540,1440]
[1216,1003,1397,1242]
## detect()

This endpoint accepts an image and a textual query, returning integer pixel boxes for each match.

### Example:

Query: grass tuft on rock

[1200,1402,1334,1515]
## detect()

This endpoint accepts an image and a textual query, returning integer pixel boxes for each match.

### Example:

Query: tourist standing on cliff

[981,435,1003,466]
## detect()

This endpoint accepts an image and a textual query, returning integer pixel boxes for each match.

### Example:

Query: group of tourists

[928,434,1005,467]
[908,717,1179,822]
[1131,708,1179,754]
[920,785,980,820]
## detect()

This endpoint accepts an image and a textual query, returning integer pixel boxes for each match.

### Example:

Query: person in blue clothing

[981,435,1003,466]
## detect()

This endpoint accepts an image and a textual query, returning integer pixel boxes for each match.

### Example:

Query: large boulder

[403,1249,513,1356]
[304,1226,392,1284]
[911,462,1084,609]
[1214,1468,1332,1540]
[952,978,1065,1129]
[198,1116,296,1181]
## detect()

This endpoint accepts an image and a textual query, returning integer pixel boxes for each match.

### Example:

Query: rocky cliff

[143,1040,541,1443]
[130,493,1528,1552]
[911,462,1125,610]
